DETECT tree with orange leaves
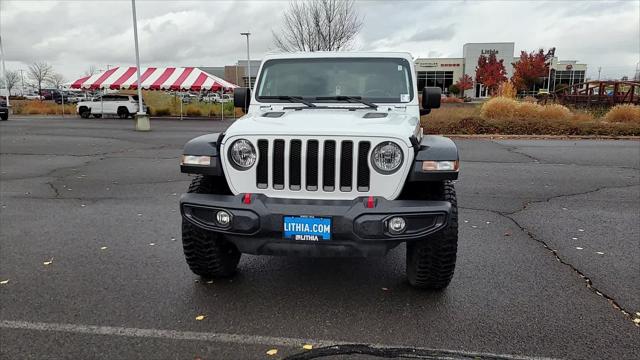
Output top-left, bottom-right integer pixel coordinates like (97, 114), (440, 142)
(475, 53), (507, 96)
(511, 49), (550, 92)
(454, 74), (474, 98)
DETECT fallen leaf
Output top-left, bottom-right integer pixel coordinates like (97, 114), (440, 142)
(170, 237), (176, 241)
(81, 204), (86, 207)
(195, 315), (206, 321)
(206, 280), (213, 284)
(575, 247), (583, 250)
(471, 225), (477, 228)
(149, 243), (155, 246)
(571, 237), (578, 240)
(595, 252), (604, 255)
(137, 213), (142, 216)
(504, 232), (511, 237)
(486, 221), (491, 224)
(562, 207), (568, 210)
(0, 279), (9, 284)
(633, 318), (640, 324)
(43, 257), (54, 265)
(266, 349), (278, 356)
(100, 246), (108, 250)
(381, 287), (389, 291)
(463, 220), (469, 223)
(303, 344), (313, 350)
(578, 229), (585, 232)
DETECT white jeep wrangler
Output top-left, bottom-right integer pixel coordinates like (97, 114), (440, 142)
(179, 52), (459, 289)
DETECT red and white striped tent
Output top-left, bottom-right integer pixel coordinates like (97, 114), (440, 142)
(70, 67), (237, 92)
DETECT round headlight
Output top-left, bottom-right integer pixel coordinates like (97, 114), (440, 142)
(229, 139), (256, 170)
(371, 141), (403, 174)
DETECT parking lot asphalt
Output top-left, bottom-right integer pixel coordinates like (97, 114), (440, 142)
(1, 116), (639, 360)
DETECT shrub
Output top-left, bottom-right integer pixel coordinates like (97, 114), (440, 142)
(539, 104), (572, 121)
(441, 97), (463, 103)
(603, 104), (640, 124)
(185, 106), (202, 117)
(521, 96), (538, 103)
(153, 108), (171, 116)
(497, 81), (517, 99)
(448, 84), (460, 96)
(480, 97), (517, 119)
(513, 101), (542, 119)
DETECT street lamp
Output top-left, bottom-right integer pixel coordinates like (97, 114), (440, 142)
(240, 32), (251, 89)
(131, 0), (150, 131)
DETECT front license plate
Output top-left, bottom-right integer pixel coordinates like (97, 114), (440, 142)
(283, 216), (331, 241)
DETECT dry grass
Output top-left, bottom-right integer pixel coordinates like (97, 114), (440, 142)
(603, 104), (640, 124)
(11, 100), (75, 116)
(422, 100), (640, 136)
(142, 91), (238, 117)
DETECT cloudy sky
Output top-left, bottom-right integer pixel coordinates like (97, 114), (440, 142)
(1, 0), (638, 84)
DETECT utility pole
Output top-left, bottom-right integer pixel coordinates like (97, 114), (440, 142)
(0, 34), (9, 109)
(19, 69), (25, 95)
(240, 32), (251, 88)
(597, 67), (602, 81)
(131, 0), (150, 131)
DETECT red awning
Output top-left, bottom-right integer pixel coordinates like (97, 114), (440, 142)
(69, 67), (238, 91)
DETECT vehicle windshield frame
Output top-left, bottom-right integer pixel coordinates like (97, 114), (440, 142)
(255, 57), (414, 105)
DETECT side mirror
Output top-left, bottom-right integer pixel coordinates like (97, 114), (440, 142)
(234, 87), (251, 113)
(420, 87), (441, 116)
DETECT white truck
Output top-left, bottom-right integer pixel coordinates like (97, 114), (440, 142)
(179, 52), (460, 289)
(76, 94), (142, 119)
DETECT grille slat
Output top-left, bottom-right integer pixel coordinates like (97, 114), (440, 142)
(340, 141), (353, 192)
(322, 141), (336, 191)
(256, 138), (369, 194)
(306, 140), (319, 191)
(357, 142), (371, 192)
(289, 140), (302, 190)
(256, 140), (269, 188)
(273, 139), (285, 190)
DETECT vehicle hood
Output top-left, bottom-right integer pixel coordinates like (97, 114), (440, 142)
(224, 108), (420, 146)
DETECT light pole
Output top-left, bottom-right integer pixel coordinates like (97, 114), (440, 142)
(240, 32), (251, 88)
(131, 0), (150, 131)
(0, 34), (9, 109)
(19, 69), (25, 95)
(597, 66), (602, 81)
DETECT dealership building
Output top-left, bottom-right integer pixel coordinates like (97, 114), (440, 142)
(416, 42), (587, 98)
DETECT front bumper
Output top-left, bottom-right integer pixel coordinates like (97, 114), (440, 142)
(180, 193), (451, 257)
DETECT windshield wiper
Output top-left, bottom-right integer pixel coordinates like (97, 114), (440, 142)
(315, 96), (378, 109)
(260, 96), (316, 107)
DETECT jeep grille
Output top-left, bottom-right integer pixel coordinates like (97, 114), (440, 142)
(256, 138), (370, 192)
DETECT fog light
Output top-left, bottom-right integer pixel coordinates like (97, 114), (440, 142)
(388, 216), (406, 234)
(216, 210), (231, 226)
(181, 155), (211, 166)
(422, 160), (459, 171)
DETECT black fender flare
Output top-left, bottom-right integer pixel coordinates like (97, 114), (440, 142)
(408, 135), (459, 181)
(180, 133), (224, 175)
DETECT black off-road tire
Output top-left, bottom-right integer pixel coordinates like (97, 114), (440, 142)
(93, 114), (102, 119)
(0, 114), (7, 121)
(117, 107), (130, 119)
(182, 175), (241, 278)
(406, 180), (458, 290)
(79, 107), (90, 119)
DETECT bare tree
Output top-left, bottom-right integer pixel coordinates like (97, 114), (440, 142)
(47, 73), (66, 89)
(28, 61), (54, 95)
(84, 65), (97, 77)
(273, 0), (363, 52)
(1, 70), (20, 96)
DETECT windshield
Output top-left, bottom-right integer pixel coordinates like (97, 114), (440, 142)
(256, 57), (413, 104)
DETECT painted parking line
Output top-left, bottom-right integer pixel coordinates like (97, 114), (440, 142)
(0, 319), (555, 360)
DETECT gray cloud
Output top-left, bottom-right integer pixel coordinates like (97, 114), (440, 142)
(408, 24), (456, 42)
(1, 0), (638, 81)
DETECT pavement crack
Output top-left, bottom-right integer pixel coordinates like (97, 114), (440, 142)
(489, 140), (542, 163)
(503, 183), (640, 215)
(460, 205), (639, 327)
(46, 182), (60, 198)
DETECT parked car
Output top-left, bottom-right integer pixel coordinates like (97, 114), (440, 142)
(24, 93), (44, 100)
(0, 96), (8, 121)
(178, 52), (459, 289)
(39, 89), (60, 100)
(76, 94), (144, 119)
(201, 93), (221, 103)
(178, 93), (198, 104)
